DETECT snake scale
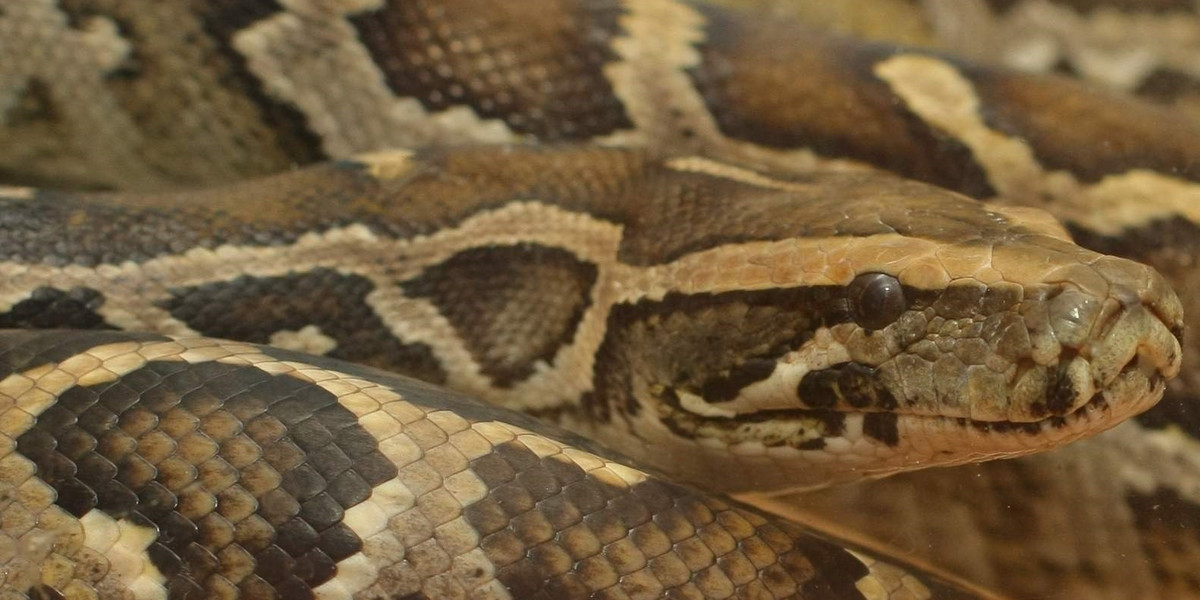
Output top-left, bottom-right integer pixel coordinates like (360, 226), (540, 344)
(1, 0), (1199, 598)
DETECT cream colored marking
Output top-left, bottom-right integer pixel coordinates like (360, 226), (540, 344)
(598, 0), (828, 173)
(232, 1), (520, 158)
(848, 549), (933, 600)
(924, 0), (1200, 90)
(874, 55), (1047, 200)
(1060, 170), (1200, 235)
(0, 185), (34, 200)
(677, 390), (738, 418)
(78, 511), (167, 600)
(269, 324), (339, 356)
(599, 0), (715, 148)
(353, 149), (416, 181)
(876, 53), (1200, 234)
(665, 156), (817, 192)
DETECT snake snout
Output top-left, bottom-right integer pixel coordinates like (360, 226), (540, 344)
(1008, 253), (1182, 426)
(1087, 258), (1184, 382)
(1041, 258), (1185, 426)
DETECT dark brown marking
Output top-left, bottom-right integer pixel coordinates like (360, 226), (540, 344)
(54, 0), (325, 187)
(862, 413), (900, 446)
(589, 287), (849, 423)
(12, 358), (398, 598)
(984, 0), (1197, 13)
(784, 361), (897, 413)
(1, 79), (58, 128)
(1137, 69), (1200, 105)
(349, 0), (633, 140)
(1047, 364), (1077, 415)
(160, 268), (446, 383)
(1127, 488), (1200, 595)
(797, 369), (840, 409)
(402, 244), (596, 387)
(963, 417), (1044, 436)
(0, 286), (117, 331)
(687, 6), (996, 198)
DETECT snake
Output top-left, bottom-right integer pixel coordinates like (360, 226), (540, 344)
(0, 0), (1198, 598)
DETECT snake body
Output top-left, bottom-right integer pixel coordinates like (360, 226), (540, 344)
(1, 0), (1199, 598)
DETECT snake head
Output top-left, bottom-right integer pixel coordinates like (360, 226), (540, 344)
(593, 193), (1183, 493)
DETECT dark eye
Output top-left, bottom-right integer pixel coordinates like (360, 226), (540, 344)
(847, 273), (907, 330)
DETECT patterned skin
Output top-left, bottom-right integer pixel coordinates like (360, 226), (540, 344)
(2, 0), (1200, 598)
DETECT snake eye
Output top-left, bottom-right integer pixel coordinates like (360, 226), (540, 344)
(847, 273), (907, 331)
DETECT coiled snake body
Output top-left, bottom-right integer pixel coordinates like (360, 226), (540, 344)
(0, 1), (1198, 598)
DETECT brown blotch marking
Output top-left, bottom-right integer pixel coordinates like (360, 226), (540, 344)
(1, 79), (59, 127)
(1137, 68), (1200, 105)
(862, 413), (900, 446)
(1126, 488), (1200, 594)
(968, 66), (1200, 185)
(349, 0), (633, 140)
(160, 268), (446, 383)
(13, 359), (398, 599)
(401, 244), (597, 388)
(464, 439), (870, 598)
(0, 286), (116, 331)
(686, 4), (995, 198)
(984, 0), (1197, 14)
(54, 0), (325, 187)
(1137, 392), (1200, 445)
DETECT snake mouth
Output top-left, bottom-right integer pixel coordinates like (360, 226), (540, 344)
(656, 348), (1168, 488)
